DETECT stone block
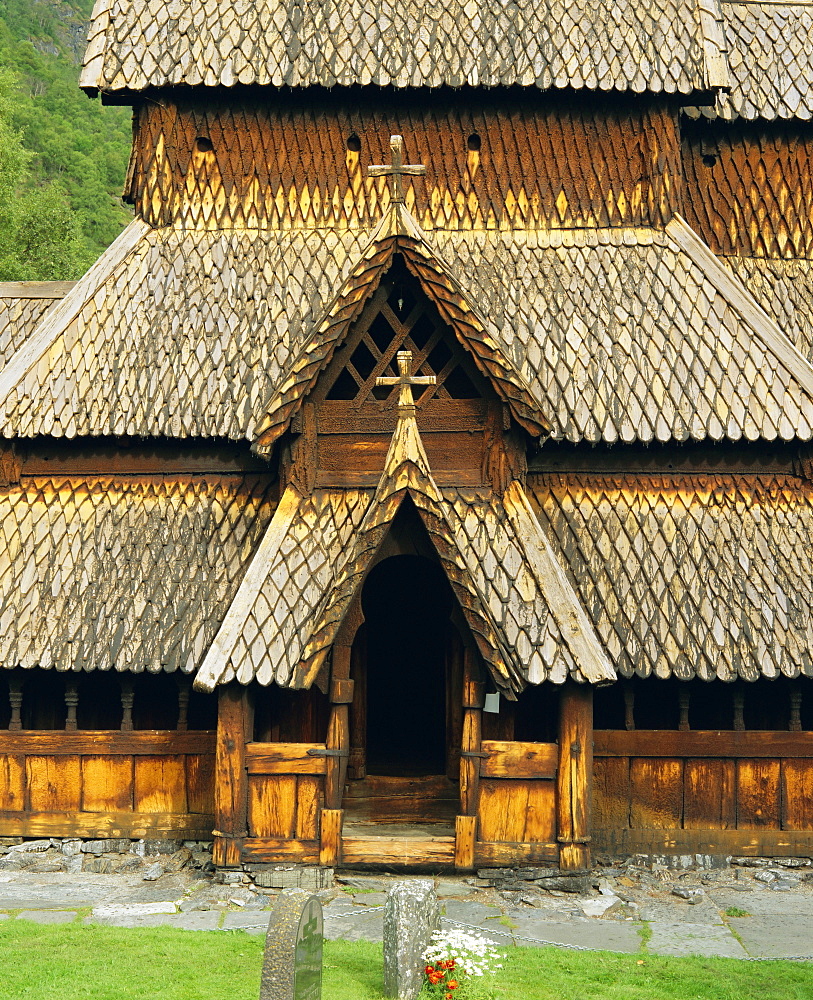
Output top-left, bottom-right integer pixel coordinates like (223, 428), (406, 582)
(142, 861), (165, 881)
(9, 840), (51, 853)
(142, 839), (182, 855)
(83, 857), (114, 874)
(383, 880), (439, 1000)
(80, 839), (131, 855)
(251, 866), (333, 892)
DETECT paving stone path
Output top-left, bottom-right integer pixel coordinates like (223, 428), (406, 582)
(2, 861), (813, 960)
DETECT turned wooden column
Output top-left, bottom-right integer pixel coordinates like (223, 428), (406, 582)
(213, 683), (252, 869)
(348, 633), (367, 779)
(325, 645), (353, 809)
(8, 678), (22, 731)
(557, 680), (593, 871)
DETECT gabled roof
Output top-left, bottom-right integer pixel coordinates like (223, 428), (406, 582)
(3, 218), (813, 446)
(80, 0), (723, 97)
(0, 283), (74, 368)
(195, 406), (614, 693)
(253, 204), (548, 456)
(0, 474), (275, 675)
(686, 2), (813, 122)
(533, 471), (813, 681)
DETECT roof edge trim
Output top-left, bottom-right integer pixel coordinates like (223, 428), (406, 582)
(697, 0), (732, 90)
(194, 484), (303, 693)
(0, 219), (150, 412)
(504, 481), (616, 685)
(79, 0), (113, 92)
(667, 214), (813, 402)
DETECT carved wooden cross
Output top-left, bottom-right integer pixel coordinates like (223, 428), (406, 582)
(368, 135), (426, 204)
(375, 350), (436, 410)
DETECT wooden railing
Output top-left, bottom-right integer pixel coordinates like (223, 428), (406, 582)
(0, 730), (215, 839)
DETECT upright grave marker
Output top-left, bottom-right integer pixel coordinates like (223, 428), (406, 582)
(260, 889), (323, 1000)
(383, 880), (440, 1000)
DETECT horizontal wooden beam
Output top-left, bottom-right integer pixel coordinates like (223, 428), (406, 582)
(594, 730), (813, 759)
(242, 838), (320, 863)
(473, 841), (559, 866)
(480, 740), (558, 779)
(0, 810), (214, 839)
(341, 836), (455, 867)
(245, 743), (328, 775)
(0, 732), (215, 755)
(593, 828), (813, 857)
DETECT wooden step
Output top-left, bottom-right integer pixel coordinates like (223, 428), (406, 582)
(341, 832), (456, 869)
(343, 775), (458, 824)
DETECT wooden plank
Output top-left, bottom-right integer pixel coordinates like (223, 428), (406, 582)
(0, 811), (214, 840)
(593, 757), (630, 830)
(594, 731), (813, 758)
(474, 841), (559, 866)
(319, 808), (342, 866)
(27, 756), (81, 812)
(737, 760), (780, 828)
(0, 280), (75, 299)
(454, 814), (476, 870)
(481, 741), (558, 779)
(241, 838), (320, 863)
(341, 836), (455, 867)
(81, 756), (133, 812)
(781, 760), (813, 830)
(0, 732), (215, 755)
(523, 781), (557, 843)
(629, 758), (683, 829)
(592, 827), (813, 857)
(0, 755), (25, 811)
(478, 780), (520, 842)
(134, 756), (187, 814)
(684, 759), (735, 830)
(248, 775), (297, 839)
(213, 684), (250, 867)
(245, 744), (327, 775)
(186, 753), (215, 815)
(296, 777), (321, 840)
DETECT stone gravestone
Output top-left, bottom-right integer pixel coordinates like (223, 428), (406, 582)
(260, 888), (323, 1000)
(383, 880), (440, 1000)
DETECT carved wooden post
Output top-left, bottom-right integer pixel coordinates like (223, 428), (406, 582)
(325, 646), (353, 809)
(348, 632), (367, 779)
(790, 682), (802, 732)
(8, 678), (22, 731)
(557, 680), (593, 871)
(64, 679), (78, 731)
(213, 682), (251, 869)
(120, 677), (134, 731)
(456, 647), (483, 870)
(733, 688), (745, 731)
(623, 683), (635, 731)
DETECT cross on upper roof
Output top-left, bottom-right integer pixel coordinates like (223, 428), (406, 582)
(368, 135), (426, 205)
(375, 350), (436, 413)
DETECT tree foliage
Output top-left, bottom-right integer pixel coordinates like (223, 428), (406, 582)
(0, 0), (131, 280)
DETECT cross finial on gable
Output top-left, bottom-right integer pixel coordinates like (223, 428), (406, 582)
(375, 350), (436, 413)
(368, 135), (426, 204)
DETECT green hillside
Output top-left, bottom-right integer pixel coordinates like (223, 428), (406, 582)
(0, 0), (131, 279)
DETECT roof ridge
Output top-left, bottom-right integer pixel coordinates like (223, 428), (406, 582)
(666, 215), (813, 401)
(697, 0), (732, 89)
(0, 219), (150, 419)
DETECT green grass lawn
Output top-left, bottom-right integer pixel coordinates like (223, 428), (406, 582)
(1, 920), (811, 1000)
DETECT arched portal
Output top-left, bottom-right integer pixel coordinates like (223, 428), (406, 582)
(360, 554), (453, 776)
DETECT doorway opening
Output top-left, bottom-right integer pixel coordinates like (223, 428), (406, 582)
(362, 553), (451, 776)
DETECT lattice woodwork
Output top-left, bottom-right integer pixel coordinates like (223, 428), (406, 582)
(317, 258), (481, 406)
(128, 96), (681, 231)
(682, 121), (813, 259)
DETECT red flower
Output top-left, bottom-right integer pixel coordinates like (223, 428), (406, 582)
(425, 966), (434, 975)
(448, 980), (459, 990)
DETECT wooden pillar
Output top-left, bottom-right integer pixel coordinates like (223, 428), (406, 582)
(8, 678), (22, 731)
(557, 681), (593, 871)
(325, 646), (353, 810)
(64, 680), (78, 731)
(320, 808), (343, 867)
(120, 677), (134, 732)
(176, 676), (190, 732)
(459, 648), (484, 817)
(348, 634), (367, 779)
(213, 683), (251, 869)
(678, 687), (690, 732)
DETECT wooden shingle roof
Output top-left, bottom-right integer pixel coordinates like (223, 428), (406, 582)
(0, 283), (73, 368)
(533, 472), (813, 682)
(3, 216), (813, 447)
(687, 2), (813, 121)
(80, 0), (725, 96)
(0, 475), (275, 675)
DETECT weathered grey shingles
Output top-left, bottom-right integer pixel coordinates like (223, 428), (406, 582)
(0, 291), (68, 368)
(0, 475), (275, 674)
(3, 226), (813, 446)
(532, 473), (813, 682)
(80, 0), (707, 95)
(687, 3), (813, 121)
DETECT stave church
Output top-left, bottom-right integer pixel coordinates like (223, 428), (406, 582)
(0, 0), (812, 871)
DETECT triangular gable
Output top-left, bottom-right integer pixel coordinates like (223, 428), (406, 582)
(252, 203), (548, 457)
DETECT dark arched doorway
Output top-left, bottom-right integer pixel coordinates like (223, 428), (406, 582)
(361, 554), (452, 776)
